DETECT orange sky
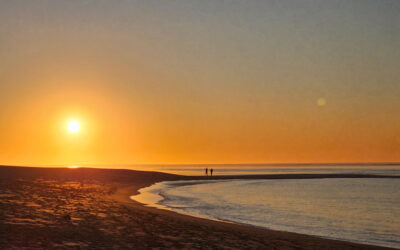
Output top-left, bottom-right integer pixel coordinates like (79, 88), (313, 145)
(0, 0), (399, 166)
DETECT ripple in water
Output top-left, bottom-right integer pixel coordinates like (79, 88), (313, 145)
(132, 178), (400, 248)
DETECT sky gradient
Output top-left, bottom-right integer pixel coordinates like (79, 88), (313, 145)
(1, 0), (399, 165)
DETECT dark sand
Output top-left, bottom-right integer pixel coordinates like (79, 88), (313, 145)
(0, 166), (397, 249)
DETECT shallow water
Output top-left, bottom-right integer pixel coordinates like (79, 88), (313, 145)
(68, 163), (400, 176)
(152, 165), (400, 176)
(132, 178), (400, 248)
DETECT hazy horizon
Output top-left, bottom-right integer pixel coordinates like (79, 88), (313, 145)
(3, 161), (400, 169)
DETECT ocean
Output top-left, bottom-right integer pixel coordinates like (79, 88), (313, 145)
(149, 164), (400, 176)
(132, 169), (400, 248)
(78, 163), (400, 176)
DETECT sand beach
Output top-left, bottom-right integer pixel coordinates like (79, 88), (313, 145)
(0, 166), (397, 249)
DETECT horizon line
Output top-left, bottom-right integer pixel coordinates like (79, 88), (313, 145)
(2, 161), (400, 169)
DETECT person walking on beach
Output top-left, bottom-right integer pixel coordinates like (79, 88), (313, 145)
(210, 168), (213, 176)
(205, 168), (208, 176)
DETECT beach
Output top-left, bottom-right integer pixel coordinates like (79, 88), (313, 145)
(0, 166), (396, 249)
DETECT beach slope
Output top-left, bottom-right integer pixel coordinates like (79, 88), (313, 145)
(0, 166), (395, 249)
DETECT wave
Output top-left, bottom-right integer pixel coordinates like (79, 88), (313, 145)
(131, 178), (400, 249)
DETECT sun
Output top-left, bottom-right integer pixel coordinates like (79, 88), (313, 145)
(67, 120), (80, 133)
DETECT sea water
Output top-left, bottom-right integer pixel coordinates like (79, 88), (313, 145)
(150, 165), (400, 176)
(69, 164), (400, 176)
(132, 178), (400, 248)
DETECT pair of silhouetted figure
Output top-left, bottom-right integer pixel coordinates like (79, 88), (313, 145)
(205, 168), (213, 176)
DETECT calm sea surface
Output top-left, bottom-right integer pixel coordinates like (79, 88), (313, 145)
(132, 176), (400, 248)
(151, 165), (400, 176)
(78, 164), (400, 176)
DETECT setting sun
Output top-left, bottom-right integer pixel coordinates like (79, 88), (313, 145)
(67, 120), (80, 133)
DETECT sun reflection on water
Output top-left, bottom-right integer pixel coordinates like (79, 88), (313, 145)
(67, 165), (80, 169)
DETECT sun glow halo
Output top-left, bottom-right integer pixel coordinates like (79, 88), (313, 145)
(67, 120), (81, 133)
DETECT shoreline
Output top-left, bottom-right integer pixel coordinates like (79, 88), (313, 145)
(128, 178), (399, 249)
(110, 174), (398, 249)
(1, 165), (397, 249)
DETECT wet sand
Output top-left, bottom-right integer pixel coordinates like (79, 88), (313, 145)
(0, 166), (396, 249)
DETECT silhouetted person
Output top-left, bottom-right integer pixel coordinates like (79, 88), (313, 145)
(210, 168), (213, 176)
(205, 168), (208, 176)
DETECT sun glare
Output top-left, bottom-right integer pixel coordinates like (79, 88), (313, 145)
(67, 120), (80, 133)
(67, 165), (80, 169)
